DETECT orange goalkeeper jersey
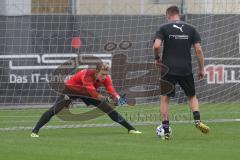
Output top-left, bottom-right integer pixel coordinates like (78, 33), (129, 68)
(66, 69), (119, 99)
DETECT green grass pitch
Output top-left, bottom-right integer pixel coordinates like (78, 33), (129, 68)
(0, 103), (240, 160)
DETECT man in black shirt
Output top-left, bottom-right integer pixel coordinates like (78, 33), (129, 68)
(153, 6), (209, 140)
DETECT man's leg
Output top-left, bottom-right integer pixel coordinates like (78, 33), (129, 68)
(188, 95), (209, 133)
(160, 95), (171, 139)
(177, 74), (209, 134)
(31, 95), (72, 136)
(81, 97), (141, 133)
(98, 102), (137, 132)
(188, 95), (200, 119)
(160, 74), (176, 139)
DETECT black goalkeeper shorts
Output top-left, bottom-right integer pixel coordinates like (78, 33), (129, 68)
(61, 87), (102, 106)
(68, 95), (101, 106)
(161, 73), (196, 97)
(80, 96), (101, 106)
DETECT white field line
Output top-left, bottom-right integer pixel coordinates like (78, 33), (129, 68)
(0, 119), (240, 132)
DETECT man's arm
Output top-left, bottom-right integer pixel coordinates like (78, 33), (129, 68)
(153, 25), (164, 62)
(84, 83), (101, 99)
(103, 76), (127, 106)
(81, 74), (104, 100)
(103, 76), (120, 99)
(153, 39), (163, 67)
(153, 39), (162, 59)
(83, 83), (109, 102)
(193, 43), (205, 80)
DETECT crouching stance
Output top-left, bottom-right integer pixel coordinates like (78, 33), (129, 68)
(31, 62), (141, 137)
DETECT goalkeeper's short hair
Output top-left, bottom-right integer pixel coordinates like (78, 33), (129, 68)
(96, 62), (110, 72)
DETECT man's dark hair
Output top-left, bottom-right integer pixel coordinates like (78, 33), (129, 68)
(166, 6), (180, 16)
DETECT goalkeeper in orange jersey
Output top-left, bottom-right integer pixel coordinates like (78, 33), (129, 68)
(31, 62), (141, 137)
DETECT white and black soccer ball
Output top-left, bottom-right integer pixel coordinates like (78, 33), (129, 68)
(156, 125), (172, 138)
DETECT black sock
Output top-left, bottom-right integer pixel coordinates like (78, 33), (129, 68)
(193, 111), (201, 122)
(162, 120), (170, 133)
(32, 95), (70, 134)
(32, 108), (55, 133)
(108, 110), (135, 131)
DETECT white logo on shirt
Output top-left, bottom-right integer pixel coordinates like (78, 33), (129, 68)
(169, 35), (188, 39)
(173, 24), (184, 32)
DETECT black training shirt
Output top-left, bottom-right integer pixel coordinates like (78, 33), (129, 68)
(155, 20), (201, 76)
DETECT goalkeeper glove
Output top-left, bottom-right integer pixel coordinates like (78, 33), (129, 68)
(105, 96), (118, 106)
(117, 94), (126, 106)
(105, 94), (127, 106)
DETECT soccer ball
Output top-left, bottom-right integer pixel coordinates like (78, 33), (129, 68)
(156, 125), (172, 138)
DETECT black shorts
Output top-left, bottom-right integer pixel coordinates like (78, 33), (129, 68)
(80, 96), (101, 106)
(61, 87), (101, 106)
(55, 95), (101, 107)
(68, 95), (101, 106)
(161, 73), (196, 97)
(52, 95), (111, 115)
